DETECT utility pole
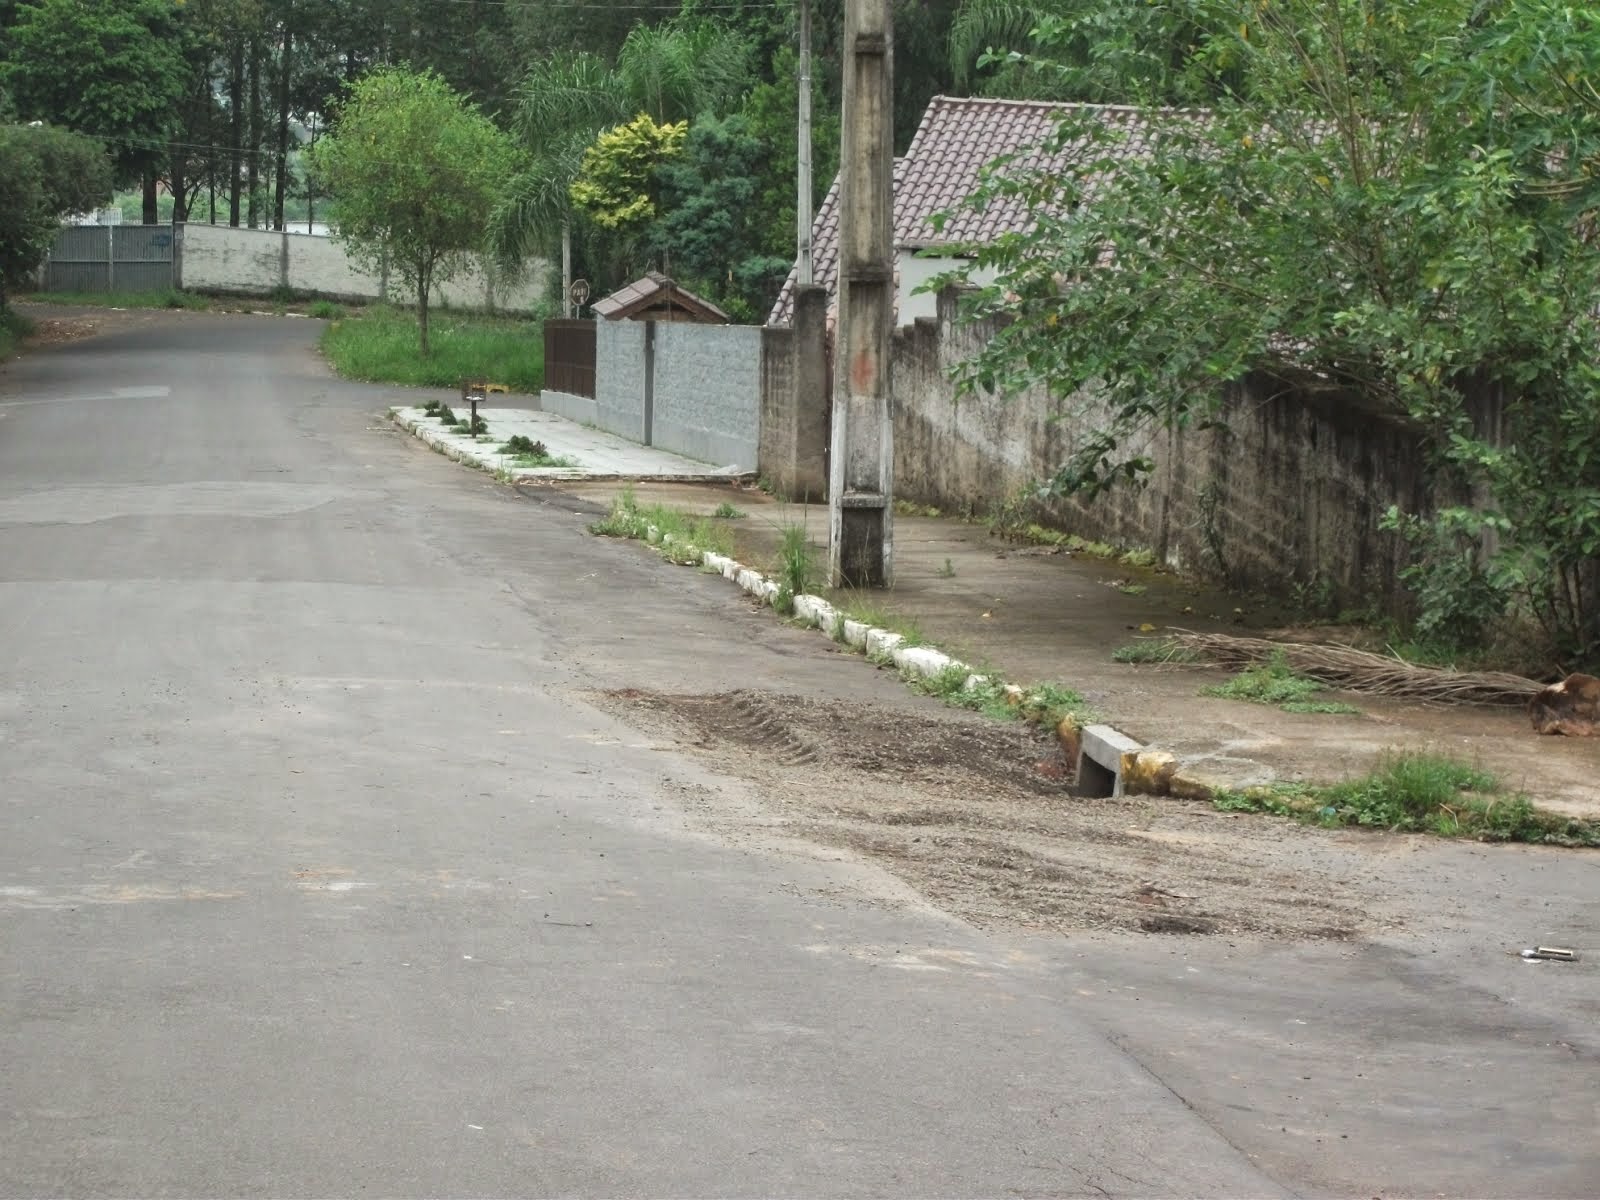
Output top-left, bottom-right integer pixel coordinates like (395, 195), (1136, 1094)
(797, 0), (814, 285)
(828, 0), (895, 587)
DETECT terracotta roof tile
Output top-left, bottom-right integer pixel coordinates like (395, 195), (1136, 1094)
(768, 96), (1190, 326)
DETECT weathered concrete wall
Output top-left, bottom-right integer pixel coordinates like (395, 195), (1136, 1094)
(540, 389), (599, 427)
(652, 323), (762, 470)
(759, 284), (830, 501)
(594, 319), (647, 443)
(177, 224), (547, 312)
(895, 289), (1431, 604)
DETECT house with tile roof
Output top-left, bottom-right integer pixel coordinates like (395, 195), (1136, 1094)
(767, 95), (1178, 329)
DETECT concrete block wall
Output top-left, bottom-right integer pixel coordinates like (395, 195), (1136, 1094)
(894, 287), (1435, 610)
(593, 320), (647, 443)
(177, 224), (547, 312)
(652, 323), (762, 470)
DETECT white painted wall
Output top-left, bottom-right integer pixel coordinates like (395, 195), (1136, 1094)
(895, 250), (997, 326)
(178, 224), (548, 313)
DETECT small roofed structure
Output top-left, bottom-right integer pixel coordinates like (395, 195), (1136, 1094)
(591, 271), (731, 324)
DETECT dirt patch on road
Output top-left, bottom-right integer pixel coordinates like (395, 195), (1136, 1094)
(597, 688), (1369, 940)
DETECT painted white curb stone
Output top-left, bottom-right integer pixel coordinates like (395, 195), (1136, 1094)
(893, 644), (958, 680)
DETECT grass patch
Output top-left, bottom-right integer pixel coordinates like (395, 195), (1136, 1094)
(23, 288), (211, 310)
(894, 499), (941, 518)
(307, 299), (345, 320)
(1112, 638), (1201, 665)
(832, 594), (927, 647)
(1213, 752), (1600, 846)
(0, 307), (35, 359)
(1113, 581), (1148, 596)
(1201, 651), (1359, 714)
(937, 557), (956, 578)
(713, 501), (747, 519)
(590, 490), (735, 563)
(320, 304), (543, 392)
(434, 404), (459, 426)
(912, 663), (1093, 727)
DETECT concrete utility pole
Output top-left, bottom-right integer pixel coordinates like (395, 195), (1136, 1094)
(797, 0), (814, 285)
(828, 0), (895, 588)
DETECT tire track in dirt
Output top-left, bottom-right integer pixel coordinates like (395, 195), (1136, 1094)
(596, 689), (1370, 940)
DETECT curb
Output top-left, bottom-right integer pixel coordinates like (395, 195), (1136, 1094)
(390, 408), (755, 485)
(667, 532), (1177, 799)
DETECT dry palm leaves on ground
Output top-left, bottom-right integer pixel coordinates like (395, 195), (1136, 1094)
(1169, 631), (1542, 707)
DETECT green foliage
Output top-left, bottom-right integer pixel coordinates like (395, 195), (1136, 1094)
(1202, 652), (1358, 715)
(1112, 639), (1199, 665)
(0, 305), (33, 359)
(320, 306), (544, 393)
(775, 523), (817, 601)
(310, 69), (518, 356)
(713, 502), (746, 519)
(950, 0), (1600, 666)
(913, 665), (1093, 727)
(0, 122), (113, 307)
(590, 491), (735, 562)
(307, 300), (344, 320)
(1214, 753), (1600, 845)
(569, 114), (687, 235)
(653, 113), (794, 320)
(1, 0), (186, 185)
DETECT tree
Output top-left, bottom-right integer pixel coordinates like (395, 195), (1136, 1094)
(310, 68), (516, 354)
(653, 113), (795, 320)
(1, 0), (187, 223)
(0, 123), (112, 308)
(490, 17), (753, 297)
(570, 115), (688, 235)
(947, 0), (1600, 663)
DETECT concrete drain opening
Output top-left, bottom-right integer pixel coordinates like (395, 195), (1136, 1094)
(1075, 724), (1143, 798)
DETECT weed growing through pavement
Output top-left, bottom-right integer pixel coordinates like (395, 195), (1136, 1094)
(434, 404), (459, 426)
(713, 501), (747, 519)
(1202, 651), (1359, 714)
(497, 434), (578, 469)
(1213, 752), (1600, 845)
(937, 557), (956, 578)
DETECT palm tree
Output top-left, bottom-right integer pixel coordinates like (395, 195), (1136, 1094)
(490, 20), (753, 307)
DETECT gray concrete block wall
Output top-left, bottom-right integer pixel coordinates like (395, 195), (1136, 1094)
(594, 320), (647, 443)
(652, 323), (762, 470)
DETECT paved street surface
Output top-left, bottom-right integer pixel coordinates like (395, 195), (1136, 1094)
(1, 310), (1596, 1198)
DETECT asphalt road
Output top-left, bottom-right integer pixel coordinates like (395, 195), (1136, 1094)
(2, 311), (1596, 1199)
(0, 312), (1283, 1197)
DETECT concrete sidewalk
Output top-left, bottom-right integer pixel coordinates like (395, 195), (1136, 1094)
(555, 479), (1600, 821)
(391, 405), (752, 482)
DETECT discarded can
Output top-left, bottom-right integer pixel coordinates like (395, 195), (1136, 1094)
(1520, 946), (1578, 962)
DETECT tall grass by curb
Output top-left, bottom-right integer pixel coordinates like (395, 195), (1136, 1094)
(321, 304), (544, 391)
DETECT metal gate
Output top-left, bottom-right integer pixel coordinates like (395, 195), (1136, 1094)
(44, 225), (175, 293)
